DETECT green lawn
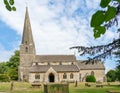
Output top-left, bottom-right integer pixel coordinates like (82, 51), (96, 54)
(0, 82), (120, 93)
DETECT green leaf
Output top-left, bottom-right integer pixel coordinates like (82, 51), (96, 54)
(93, 26), (106, 38)
(12, 6), (16, 11)
(6, 5), (12, 11)
(4, 0), (9, 5)
(105, 6), (116, 22)
(100, 0), (111, 8)
(9, 0), (14, 5)
(91, 11), (105, 27)
(94, 32), (100, 38)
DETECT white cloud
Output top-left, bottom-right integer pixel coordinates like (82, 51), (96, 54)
(85, 0), (100, 9)
(0, 0), (118, 72)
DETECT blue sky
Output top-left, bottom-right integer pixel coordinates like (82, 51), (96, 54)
(0, 21), (20, 50)
(0, 0), (119, 73)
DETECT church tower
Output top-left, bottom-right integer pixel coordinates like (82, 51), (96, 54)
(19, 7), (36, 81)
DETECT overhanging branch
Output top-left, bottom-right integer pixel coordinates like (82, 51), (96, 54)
(70, 38), (120, 61)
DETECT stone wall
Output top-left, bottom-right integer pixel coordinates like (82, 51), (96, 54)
(80, 69), (105, 82)
(29, 71), (79, 83)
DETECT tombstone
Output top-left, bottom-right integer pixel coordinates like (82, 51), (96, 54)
(10, 81), (14, 91)
(75, 80), (77, 87)
(44, 83), (69, 93)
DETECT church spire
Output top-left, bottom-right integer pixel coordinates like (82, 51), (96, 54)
(22, 7), (34, 45)
(21, 7), (36, 54)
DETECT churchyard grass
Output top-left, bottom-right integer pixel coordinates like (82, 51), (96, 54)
(69, 82), (120, 93)
(0, 82), (120, 93)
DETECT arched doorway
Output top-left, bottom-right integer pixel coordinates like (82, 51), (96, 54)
(49, 73), (54, 82)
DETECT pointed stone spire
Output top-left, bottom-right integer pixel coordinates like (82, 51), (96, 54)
(22, 7), (34, 45)
(21, 7), (36, 54)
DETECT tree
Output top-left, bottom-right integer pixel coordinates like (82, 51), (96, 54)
(7, 50), (19, 70)
(106, 70), (116, 82)
(116, 66), (120, 81)
(70, 0), (120, 62)
(0, 74), (10, 82)
(7, 68), (18, 80)
(6, 50), (20, 80)
(3, 0), (16, 11)
(0, 62), (8, 74)
(0, 50), (20, 81)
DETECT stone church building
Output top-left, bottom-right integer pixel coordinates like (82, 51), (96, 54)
(18, 8), (105, 83)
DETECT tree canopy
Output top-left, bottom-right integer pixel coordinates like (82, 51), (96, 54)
(106, 69), (116, 82)
(0, 50), (19, 81)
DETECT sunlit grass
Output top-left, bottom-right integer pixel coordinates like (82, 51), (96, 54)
(0, 82), (120, 93)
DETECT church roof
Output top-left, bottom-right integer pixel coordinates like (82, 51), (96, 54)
(35, 55), (76, 62)
(77, 61), (105, 70)
(30, 65), (80, 73)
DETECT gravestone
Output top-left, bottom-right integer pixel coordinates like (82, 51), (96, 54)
(44, 83), (69, 93)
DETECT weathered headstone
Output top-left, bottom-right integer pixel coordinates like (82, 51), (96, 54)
(44, 83), (69, 93)
(75, 80), (77, 87)
(10, 81), (14, 91)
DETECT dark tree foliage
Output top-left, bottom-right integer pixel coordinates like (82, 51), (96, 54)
(114, 38), (120, 63)
(116, 66), (120, 81)
(0, 62), (8, 74)
(114, 36), (120, 81)
(106, 70), (116, 82)
(70, 38), (120, 62)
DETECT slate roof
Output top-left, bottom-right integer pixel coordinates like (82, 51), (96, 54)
(35, 55), (76, 62)
(77, 61), (105, 70)
(30, 65), (80, 73)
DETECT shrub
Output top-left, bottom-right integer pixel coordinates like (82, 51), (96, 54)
(0, 74), (10, 82)
(86, 75), (96, 82)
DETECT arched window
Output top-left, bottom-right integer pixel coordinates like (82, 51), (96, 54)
(63, 73), (67, 79)
(35, 74), (40, 79)
(70, 73), (74, 79)
(25, 41), (28, 44)
(25, 47), (28, 53)
(91, 71), (94, 76)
